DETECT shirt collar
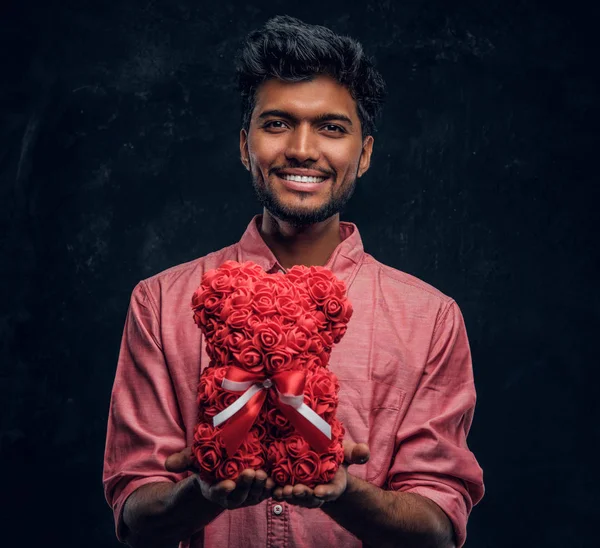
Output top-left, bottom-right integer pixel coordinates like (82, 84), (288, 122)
(237, 214), (365, 285)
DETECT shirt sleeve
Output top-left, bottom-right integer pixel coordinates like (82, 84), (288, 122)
(102, 281), (188, 543)
(386, 299), (485, 548)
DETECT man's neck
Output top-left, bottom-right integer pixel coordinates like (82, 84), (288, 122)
(258, 210), (343, 270)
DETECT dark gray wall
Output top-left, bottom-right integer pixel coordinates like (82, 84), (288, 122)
(1, 0), (598, 545)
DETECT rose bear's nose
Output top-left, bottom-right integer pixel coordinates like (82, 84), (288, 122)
(262, 378), (273, 389)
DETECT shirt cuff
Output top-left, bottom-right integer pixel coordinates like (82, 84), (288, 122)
(112, 476), (177, 543)
(400, 485), (468, 548)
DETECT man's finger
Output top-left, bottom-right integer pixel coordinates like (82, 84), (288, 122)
(210, 480), (236, 507)
(342, 440), (370, 465)
(292, 484), (312, 498)
(246, 470), (267, 503)
(313, 467), (346, 502)
(226, 470), (255, 507)
(165, 446), (195, 472)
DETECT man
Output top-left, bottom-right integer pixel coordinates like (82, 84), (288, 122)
(103, 15), (484, 548)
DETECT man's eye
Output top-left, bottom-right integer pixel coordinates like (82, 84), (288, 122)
(265, 121), (287, 129)
(324, 125), (344, 133)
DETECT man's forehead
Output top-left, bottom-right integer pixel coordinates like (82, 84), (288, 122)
(252, 75), (358, 121)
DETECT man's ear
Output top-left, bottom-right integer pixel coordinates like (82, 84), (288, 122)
(240, 128), (250, 171)
(357, 135), (374, 178)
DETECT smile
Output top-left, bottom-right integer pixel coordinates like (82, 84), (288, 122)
(276, 174), (330, 193)
(280, 174), (328, 183)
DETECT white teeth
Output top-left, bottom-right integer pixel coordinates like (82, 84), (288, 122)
(281, 174), (327, 183)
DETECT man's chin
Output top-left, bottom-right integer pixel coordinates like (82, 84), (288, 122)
(252, 192), (333, 226)
(267, 207), (336, 227)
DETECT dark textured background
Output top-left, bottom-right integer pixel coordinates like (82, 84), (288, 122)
(1, 0), (598, 545)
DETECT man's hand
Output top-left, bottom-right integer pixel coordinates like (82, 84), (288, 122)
(272, 440), (370, 509)
(165, 447), (275, 510)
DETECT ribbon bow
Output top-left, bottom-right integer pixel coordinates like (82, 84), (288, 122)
(212, 366), (332, 457)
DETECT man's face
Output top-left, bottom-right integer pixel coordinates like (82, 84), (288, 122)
(240, 74), (374, 226)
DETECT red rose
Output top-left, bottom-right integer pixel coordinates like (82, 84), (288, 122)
(221, 306), (252, 331)
(330, 417), (345, 442)
(275, 294), (304, 319)
(201, 292), (224, 316)
(303, 354), (325, 372)
(239, 261), (264, 277)
(295, 313), (319, 334)
(192, 423), (225, 482)
(211, 343), (231, 366)
(306, 334), (324, 355)
(306, 276), (334, 306)
(285, 325), (313, 354)
(267, 439), (288, 464)
(252, 320), (284, 351)
(308, 267), (344, 297)
(201, 317), (219, 340)
(251, 421), (268, 441)
(271, 314), (297, 330)
(196, 367), (220, 407)
(285, 434), (310, 459)
(331, 322), (348, 344)
(232, 339), (264, 373)
(218, 260), (242, 273)
(223, 330), (248, 354)
(200, 269), (221, 291)
(193, 422), (218, 443)
(285, 265), (311, 286)
(219, 286), (254, 320)
(243, 449), (265, 470)
(264, 348), (294, 374)
(245, 314), (262, 331)
(265, 404), (294, 436)
(322, 295), (352, 324)
(291, 450), (321, 485)
(212, 324), (230, 346)
(215, 456), (246, 481)
(271, 457), (294, 485)
(208, 271), (234, 294)
(238, 429), (266, 469)
(312, 311), (328, 330)
(251, 289), (278, 317)
(199, 382), (238, 421)
(303, 370), (339, 421)
(272, 277), (294, 296)
(315, 454), (339, 484)
(318, 329), (334, 350)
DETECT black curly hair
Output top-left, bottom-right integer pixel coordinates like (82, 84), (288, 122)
(235, 15), (387, 139)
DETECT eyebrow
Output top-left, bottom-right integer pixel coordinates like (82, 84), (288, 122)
(257, 109), (353, 127)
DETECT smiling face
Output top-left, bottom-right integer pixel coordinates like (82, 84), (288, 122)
(240, 74), (374, 226)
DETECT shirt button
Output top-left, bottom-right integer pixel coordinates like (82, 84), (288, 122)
(273, 504), (283, 515)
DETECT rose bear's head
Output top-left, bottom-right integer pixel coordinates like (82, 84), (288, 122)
(191, 261), (353, 374)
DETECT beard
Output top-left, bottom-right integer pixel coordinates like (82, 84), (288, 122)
(250, 166), (359, 227)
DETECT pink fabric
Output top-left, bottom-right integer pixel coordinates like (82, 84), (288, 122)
(103, 214), (484, 547)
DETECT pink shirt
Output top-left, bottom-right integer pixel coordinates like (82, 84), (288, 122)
(103, 214), (484, 547)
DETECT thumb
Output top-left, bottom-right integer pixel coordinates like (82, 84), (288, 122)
(342, 440), (370, 465)
(165, 446), (195, 472)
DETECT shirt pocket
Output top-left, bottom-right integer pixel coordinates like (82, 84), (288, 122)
(336, 378), (406, 486)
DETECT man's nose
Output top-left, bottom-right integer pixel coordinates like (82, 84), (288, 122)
(284, 124), (319, 163)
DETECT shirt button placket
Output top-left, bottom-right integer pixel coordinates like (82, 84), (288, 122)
(267, 500), (288, 548)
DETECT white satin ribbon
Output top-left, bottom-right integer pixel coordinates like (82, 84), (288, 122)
(212, 376), (331, 441)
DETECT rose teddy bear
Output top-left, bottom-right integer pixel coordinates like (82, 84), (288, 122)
(189, 260), (353, 488)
